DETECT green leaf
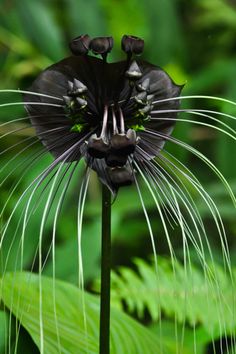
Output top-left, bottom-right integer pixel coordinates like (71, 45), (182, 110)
(149, 320), (209, 354)
(0, 310), (9, 352)
(108, 257), (236, 337)
(0, 272), (165, 354)
(15, 0), (65, 61)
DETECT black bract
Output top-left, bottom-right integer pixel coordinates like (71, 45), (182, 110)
(24, 35), (183, 193)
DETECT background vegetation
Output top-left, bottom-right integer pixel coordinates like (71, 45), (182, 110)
(0, 0), (236, 353)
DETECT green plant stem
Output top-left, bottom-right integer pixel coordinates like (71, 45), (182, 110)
(99, 185), (111, 354)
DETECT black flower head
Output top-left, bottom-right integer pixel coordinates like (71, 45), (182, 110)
(24, 35), (183, 194)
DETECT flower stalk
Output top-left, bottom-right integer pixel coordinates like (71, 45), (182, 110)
(99, 185), (112, 354)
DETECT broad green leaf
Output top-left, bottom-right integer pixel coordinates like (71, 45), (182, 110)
(0, 272), (165, 354)
(150, 321), (209, 354)
(15, 0), (65, 61)
(0, 310), (8, 352)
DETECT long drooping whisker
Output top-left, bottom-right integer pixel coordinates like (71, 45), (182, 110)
(147, 156), (205, 232)
(18, 133), (86, 230)
(0, 127), (85, 222)
(138, 160), (179, 228)
(136, 155), (206, 267)
(141, 159), (204, 352)
(143, 160), (191, 232)
(0, 148), (46, 221)
(133, 165), (158, 269)
(145, 129), (236, 207)
(140, 155), (233, 347)
(132, 167), (164, 352)
(134, 160), (178, 270)
(0, 138), (39, 180)
(40, 163), (80, 272)
(138, 133), (232, 281)
(32, 137), (83, 224)
(37, 153), (76, 353)
(77, 169), (90, 288)
(0, 125), (70, 184)
(118, 94), (236, 110)
(0, 125), (35, 142)
(0, 132), (90, 252)
(8, 161), (70, 352)
(143, 156), (211, 268)
(50, 161), (79, 353)
(150, 113), (236, 138)
(159, 153), (234, 348)
(152, 94), (236, 107)
(151, 108), (236, 123)
(13, 143), (82, 352)
(0, 113), (68, 135)
(0, 116), (31, 128)
(77, 168), (90, 352)
(0, 123), (69, 159)
(0, 102), (63, 109)
(135, 159), (186, 351)
(0, 89), (63, 101)
(159, 153), (236, 344)
(158, 150), (232, 278)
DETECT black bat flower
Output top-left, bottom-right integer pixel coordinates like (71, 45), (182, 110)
(24, 34), (183, 193)
(1, 33), (236, 354)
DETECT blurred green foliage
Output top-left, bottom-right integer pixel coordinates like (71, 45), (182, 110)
(0, 0), (236, 353)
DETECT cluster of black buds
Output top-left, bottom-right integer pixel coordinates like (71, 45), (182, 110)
(25, 34), (182, 192)
(63, 79), (88, 133)
(69, 35), (113, 60)
(69, 34), (144, 60)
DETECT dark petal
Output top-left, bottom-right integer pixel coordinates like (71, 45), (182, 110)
(23, 56), (130, 161)
(69, 34), (91, 55)
(137, 60), (183, 102)
(132, 60), (184, 159)
(24, 60), (96, 160)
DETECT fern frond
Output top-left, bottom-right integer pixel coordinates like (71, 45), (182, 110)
(109, 257), (235, 336)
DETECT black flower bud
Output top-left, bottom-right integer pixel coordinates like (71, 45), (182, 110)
(106, 154), (128, 167)
(107, 165), (134, 188)
(87, 134), (109, 158)
(121, 35), (144, 55)
(90, 36), (114, 55)
(69, 34), (91, 55)
(110, 130), (137, 155)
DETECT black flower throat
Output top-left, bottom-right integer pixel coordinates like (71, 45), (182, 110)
(24, 35), (183, 193)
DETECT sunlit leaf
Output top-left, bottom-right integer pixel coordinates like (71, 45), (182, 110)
(0, 272), (165, 354)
